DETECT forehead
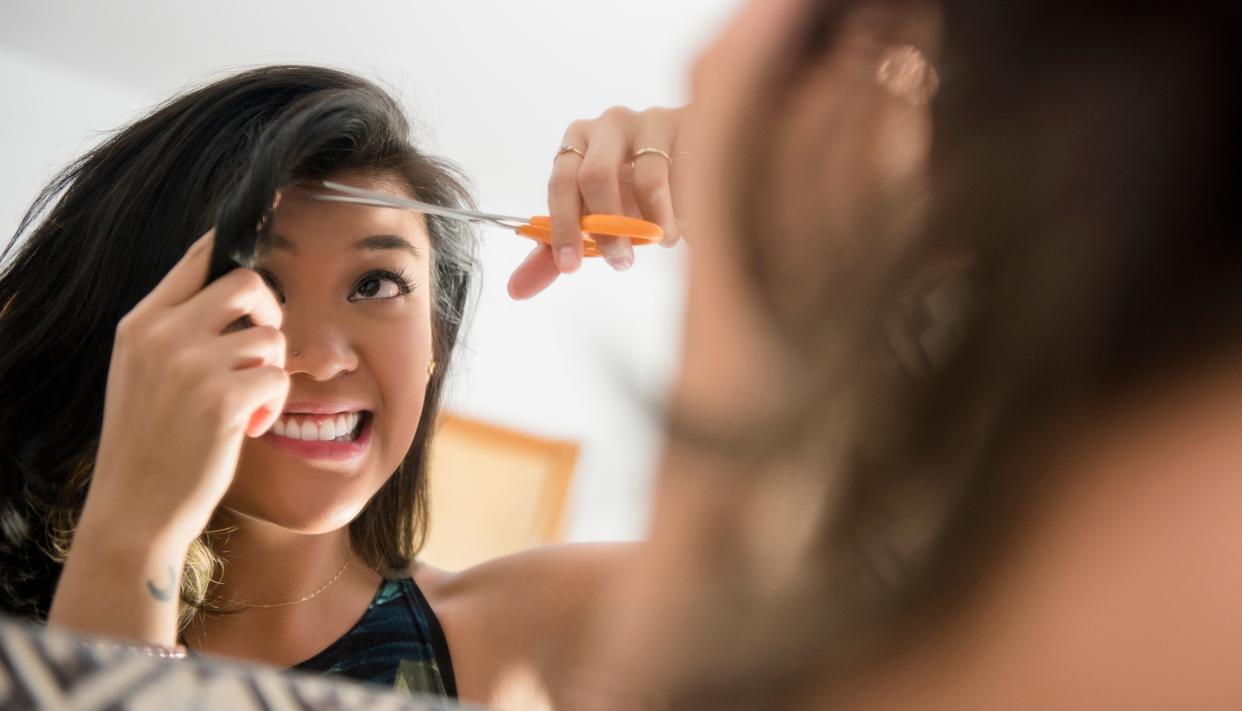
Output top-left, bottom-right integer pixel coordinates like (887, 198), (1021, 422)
(265, 176), (431, 258)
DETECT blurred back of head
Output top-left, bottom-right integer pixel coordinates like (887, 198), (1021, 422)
(650, 0), (1240, 707)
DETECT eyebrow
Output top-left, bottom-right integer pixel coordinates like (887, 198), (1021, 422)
(355, 234), (421, 258)
(267, 234), (421, 258)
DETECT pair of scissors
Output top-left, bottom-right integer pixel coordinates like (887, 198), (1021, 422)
(311, 181), (663, 257)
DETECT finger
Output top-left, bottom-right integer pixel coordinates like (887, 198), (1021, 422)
(140, 229), (215, 311)
(179, 267), (284, 335)
(205, 325), (287, 371)
(549, 123), (588, 274)
(248, 407), (276, 438)
(630, 113), (681, 246)
(629, 154), (678, 248)
(619, 178), (643, 218)
(507, 245), (560, 300)
(589, 232), (634, 271)
(670, 134), (693, 246)
(227, 365), (291, 438)
(577, 110), (636, 271)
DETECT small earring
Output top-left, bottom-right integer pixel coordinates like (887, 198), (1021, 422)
(427, 360), (437, 376)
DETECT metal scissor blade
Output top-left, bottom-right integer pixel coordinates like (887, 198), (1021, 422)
(317, 181), (530, 230)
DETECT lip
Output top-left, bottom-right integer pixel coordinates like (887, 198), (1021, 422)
(261, 411), (373, 462)
(282, 400), (371, 415)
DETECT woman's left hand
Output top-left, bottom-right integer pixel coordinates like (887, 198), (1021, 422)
(507, 105), (688, 300)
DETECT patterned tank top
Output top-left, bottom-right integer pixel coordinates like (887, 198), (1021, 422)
(292, 576), (456, 698)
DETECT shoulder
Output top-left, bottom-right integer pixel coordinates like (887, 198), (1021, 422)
(410, 542), (637, 705)
(415, 542), (634, 601)
(412, 541), (636, 632)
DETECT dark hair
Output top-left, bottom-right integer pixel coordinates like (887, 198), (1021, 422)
(0, 65), (478, 627)
(659, 0), (1239, 706)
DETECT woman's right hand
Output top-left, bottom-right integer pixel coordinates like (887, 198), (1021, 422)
(83, 229), (289, 551)
(507, 105), (689, 300)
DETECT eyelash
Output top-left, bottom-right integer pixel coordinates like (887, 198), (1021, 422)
(257, 269), (416, 304)
(350, 269), (416, 302)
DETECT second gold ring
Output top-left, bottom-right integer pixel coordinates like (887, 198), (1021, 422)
(630, 147), (673, 164)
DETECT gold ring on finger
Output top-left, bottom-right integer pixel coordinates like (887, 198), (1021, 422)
(630, 147), (673, 165)
(556, 144), (586, 161)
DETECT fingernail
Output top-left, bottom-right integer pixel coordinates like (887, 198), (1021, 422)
(557, 246), (580, 273)
(606, 254), (633, 271)
(507, 282), (531, 301)
(658, 223), (679, 247)
(247, 407), (272, 436)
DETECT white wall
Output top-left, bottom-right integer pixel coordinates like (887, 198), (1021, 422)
(0, 1), (741, 541)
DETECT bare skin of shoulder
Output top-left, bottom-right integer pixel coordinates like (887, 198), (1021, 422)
(414, 542), (637, 707)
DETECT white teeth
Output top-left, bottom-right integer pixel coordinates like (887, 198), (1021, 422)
(272, 412), (364, 441)
(317, 419), (335, 441)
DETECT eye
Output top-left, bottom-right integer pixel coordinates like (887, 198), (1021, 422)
(350, 269), (415, 301)
(255, 268), (286, 304)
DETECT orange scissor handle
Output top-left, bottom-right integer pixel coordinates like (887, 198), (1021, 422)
(516, 215), (663, 257)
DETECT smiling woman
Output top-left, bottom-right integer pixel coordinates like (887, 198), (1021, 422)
(0, 65), (477, 696)
(0, 53), (682, 706)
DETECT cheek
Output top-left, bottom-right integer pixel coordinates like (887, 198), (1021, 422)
(370, 314), (435, 450)
(363, 290), (437, 465)
(684, 0), (808, 277)
(675, 203), (794, 433)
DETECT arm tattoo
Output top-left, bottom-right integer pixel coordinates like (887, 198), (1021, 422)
(146, 565), (176, 602)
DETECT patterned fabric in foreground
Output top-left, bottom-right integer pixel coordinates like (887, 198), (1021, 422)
(0, 617), (477, 711)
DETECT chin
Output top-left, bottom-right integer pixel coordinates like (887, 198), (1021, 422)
(219, 472), (385, 535)
(216, 501), (358, 535)
(226, 436), (401, 534)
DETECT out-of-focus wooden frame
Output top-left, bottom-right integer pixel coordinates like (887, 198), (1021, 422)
(420, 414), (580, 569)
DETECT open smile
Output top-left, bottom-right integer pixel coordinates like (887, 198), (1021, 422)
(262, 409), (373, 461)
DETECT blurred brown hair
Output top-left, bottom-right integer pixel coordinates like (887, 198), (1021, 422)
(657, 0), (1240, 706)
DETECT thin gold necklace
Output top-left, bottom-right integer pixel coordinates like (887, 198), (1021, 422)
(221, 549), (351, 610)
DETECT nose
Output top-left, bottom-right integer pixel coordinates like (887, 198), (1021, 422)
(282, 309), (359, 381)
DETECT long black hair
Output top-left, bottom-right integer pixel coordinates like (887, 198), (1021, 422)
(0, 65), (478, 626)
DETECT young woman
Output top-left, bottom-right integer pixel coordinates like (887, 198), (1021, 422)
(0, 65), (683, 706)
